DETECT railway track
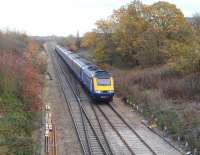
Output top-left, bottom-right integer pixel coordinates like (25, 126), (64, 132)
(48, 43), (183, 155)
(57, 58), (113, 155)
(94, 104), (156, 155)
(54, 49), (156, 154)
(55, 51), (156, 155)
(50, 45), (111, 155)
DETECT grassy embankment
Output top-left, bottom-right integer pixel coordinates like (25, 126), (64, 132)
(0, 31), (47, 154)
(109, 65), (200, 150)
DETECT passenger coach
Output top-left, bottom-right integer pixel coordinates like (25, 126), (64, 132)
(55, 45), (114, 102)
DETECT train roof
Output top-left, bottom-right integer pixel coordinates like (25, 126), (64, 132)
(56, 45), (112, 78)
(95, 70), (111, 78)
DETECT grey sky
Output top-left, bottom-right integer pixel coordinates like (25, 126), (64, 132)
(0, 0), (199, 36)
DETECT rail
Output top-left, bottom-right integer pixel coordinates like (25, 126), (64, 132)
(50, 44), (183, 155)
(51, 48), (110, 155)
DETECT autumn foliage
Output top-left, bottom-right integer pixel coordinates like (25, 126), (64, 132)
(81, 1), (200, 153)
(0, 43), (43, 111)
(0, 31), (46, 154)
(82, 1), (200, 73)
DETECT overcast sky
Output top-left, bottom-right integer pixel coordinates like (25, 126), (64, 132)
(0, 0), (199, 36)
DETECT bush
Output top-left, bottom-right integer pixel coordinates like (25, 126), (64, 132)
(111, 65), (200, 152)
(161, 73), (200, 100)
(0, 31), (45, 154)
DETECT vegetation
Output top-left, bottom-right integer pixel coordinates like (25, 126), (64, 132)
(111, 65), (200, 149)
(81, 1), (200, 153)
(82, 1), (200, 72)
(62, 33), (82, 52)
(0, 31), (46, 154)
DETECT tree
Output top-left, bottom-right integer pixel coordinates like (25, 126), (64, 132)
(136, 27), (167, 66)
(0, 32), (44, 154)
(191, 13), (200, 33)
(95, 19), (115, 64)
(85, 1), (200, 72)
(145, 2), (185, 31)
(140, 1), (200, 71)
(76, 31), (81, 49)
(111, 1), (149, 66)
(65, 35), (77, 51)
(81, 32), (97, 49)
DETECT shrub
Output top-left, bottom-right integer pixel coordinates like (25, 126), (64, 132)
(0, 32), (45, 154)
(111, 58), (200, 152)
(161, 73), (200, 100)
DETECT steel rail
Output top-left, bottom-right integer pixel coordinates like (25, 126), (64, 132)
(50, 47), (89, 155)
(55, 48), (156, 155)
(96, 104), (136, 155)
(59, 55), (114, 155)
(49, 44), (183, 155)
(90, 103), (114, 155)
(108, 103), (157, 155)
(57, 52), (115, 155)
(54, 50), (109, 155)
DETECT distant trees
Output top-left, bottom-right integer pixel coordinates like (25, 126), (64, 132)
(192, 13), (200, 33)
(82, 0), (200, 72)
(64, 32), (81, 51)
(81, 32), (97, 49)
(64, 35), (77, 51)
(76, 31), (81, 49)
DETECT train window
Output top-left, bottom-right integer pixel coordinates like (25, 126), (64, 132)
(88, 66), (98, 71)
(97, 78), (111, 86)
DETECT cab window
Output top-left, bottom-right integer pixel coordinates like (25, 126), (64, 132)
(97, 78), (111, 86)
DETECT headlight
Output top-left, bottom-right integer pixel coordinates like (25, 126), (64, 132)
(95, 90), (101, 93)
(108, 90), (114, 93)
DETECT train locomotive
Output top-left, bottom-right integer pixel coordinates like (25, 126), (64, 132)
(55, 45), (114, 102)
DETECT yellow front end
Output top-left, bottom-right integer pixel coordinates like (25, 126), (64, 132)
(93, 77), (114, 91)
(92, 77), (114, 101)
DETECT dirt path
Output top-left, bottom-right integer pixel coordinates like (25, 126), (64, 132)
(42, 45), (82, 155)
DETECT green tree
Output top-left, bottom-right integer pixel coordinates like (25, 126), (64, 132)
(112, 1), (148, 66)
(136, 27), (167, 66)
(95, 19), (115, 64)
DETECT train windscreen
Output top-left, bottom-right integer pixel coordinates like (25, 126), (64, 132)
(97, 78), (111, 86)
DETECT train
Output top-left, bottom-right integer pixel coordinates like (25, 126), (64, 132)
(55, 45), (114, 102)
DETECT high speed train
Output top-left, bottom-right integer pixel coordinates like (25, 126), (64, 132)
(55, 45), (114, 102)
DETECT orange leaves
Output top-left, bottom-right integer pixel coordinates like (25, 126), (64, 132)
(81, 32), (97, 48)
(22, 40), (44, 111)
(27, 40), (40, 57)
(0, 40), (44, 112)
(21, 64), (42, 111)
(91, 1), (199, 70)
